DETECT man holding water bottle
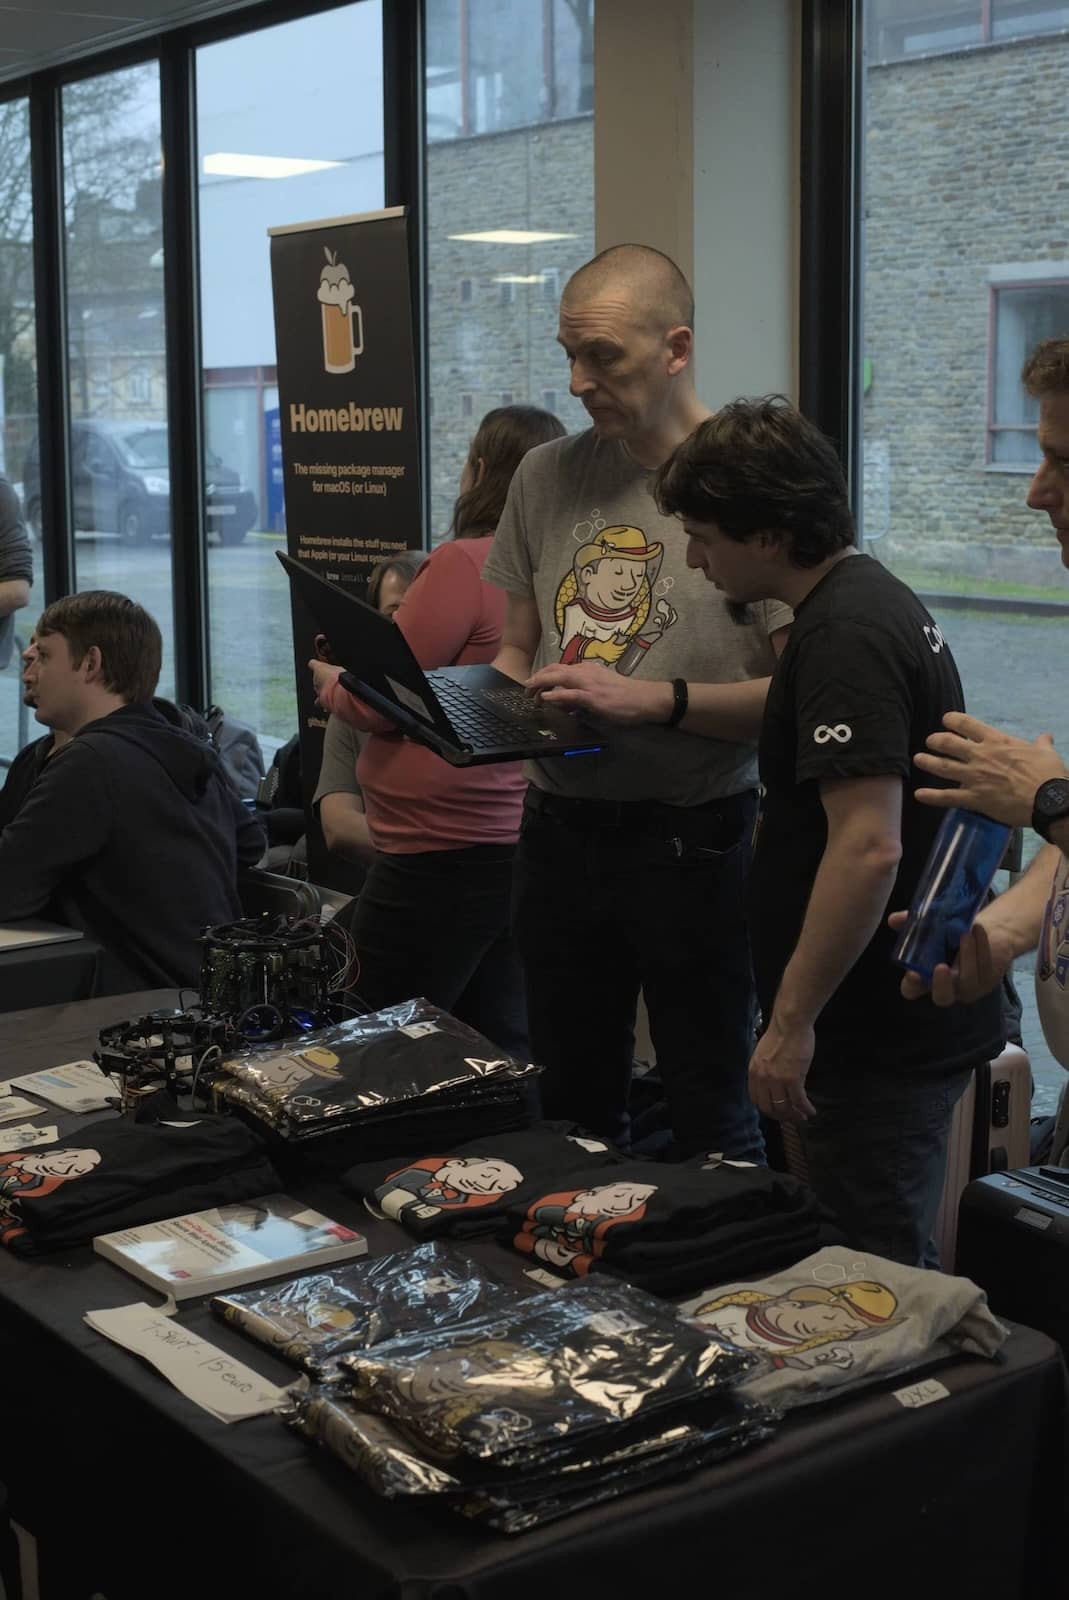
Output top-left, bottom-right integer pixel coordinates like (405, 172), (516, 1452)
(655, 397), (1004, 1265)
(895, 337), (1069, 1077)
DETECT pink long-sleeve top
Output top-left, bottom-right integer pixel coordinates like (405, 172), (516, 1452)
(318, 535), (526, 853)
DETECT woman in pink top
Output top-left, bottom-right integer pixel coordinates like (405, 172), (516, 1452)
(312, 405), (564, 1052)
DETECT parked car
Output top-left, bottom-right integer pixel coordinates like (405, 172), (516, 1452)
(22, 420), (259, 547)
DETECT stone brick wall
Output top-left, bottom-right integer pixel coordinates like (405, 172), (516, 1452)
(426, 115), (594, 540)
(864, 33), (1069, 587)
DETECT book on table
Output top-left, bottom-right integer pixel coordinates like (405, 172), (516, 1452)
(93, 1194), (368, 1300)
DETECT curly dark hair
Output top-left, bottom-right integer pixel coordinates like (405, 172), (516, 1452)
(1021, 337), (1069, 398)
(653, 396), (855, 569)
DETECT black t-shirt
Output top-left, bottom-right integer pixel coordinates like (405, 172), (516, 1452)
(748, 555), (1003, 1075)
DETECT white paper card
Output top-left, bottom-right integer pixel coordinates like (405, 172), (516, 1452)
(525, 1268), (563, 1288)
(0, 1123), (58, 1151)
(10, 1061), (115, 1113)
(892, 1377), (950, 1410)
(0, 1097), (49, 1125)
(84, 1303), (290, 1423)
(0, 1081), (10, 1097)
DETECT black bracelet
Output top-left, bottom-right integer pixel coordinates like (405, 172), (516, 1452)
(666, 677), (689, 729)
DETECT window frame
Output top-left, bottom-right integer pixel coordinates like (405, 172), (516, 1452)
(1, 0), (422, 713)
(866, 2), (1069, 65)
(986, 276), (1069, 471)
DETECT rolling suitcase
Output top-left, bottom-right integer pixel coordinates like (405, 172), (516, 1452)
(777, 1045), (1031, 1271)
(933, 1043), (1032, 1270)
(956, 1164), (1069, 1358)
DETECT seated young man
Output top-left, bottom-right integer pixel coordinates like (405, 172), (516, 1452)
(0, 591), (265, 992)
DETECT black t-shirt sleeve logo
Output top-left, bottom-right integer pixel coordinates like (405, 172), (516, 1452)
(813, 723), (853, 745)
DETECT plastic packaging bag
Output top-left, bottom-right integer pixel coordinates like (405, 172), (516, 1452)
(339, 1279), (757, 1470)
(212, 1240), (527, 1380)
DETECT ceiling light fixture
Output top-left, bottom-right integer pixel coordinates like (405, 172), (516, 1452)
(202, 152), (343, 180)
(448, 229), (576, 244)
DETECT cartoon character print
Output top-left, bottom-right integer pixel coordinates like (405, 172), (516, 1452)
(381, 1337), (551, 1449)
(514, 1180), (658, 1277)
(0, 1146), (102, 1247)
(689, 1279), (901, 1375)
(554, 525), (677, 674)
(377, 1155), (525, 1223)
(1037, 855), (1069, 992)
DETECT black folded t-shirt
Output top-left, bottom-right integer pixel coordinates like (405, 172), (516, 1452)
(0, 1114), (279, 1254)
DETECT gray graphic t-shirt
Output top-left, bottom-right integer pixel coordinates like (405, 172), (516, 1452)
(484, 429), (791, 803)
(681, 1245), (1006, 1412)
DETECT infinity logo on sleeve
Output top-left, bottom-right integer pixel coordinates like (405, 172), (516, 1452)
(813, 723), (852, 744)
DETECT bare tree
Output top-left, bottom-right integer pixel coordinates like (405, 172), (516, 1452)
(0, 67), (161, 460)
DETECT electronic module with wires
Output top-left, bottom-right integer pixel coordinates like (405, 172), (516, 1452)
(94, 912), (361, 1111)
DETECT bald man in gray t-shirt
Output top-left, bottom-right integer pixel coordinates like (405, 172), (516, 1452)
(484, 245), (789, 1159)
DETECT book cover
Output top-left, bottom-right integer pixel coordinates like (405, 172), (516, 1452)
(93, 1194), (367, 1300)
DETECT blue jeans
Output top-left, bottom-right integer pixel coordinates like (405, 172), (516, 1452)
(799, 1066), (974, 1267)
(342, 843), (528, 1056)
(511, 787), (764, 1161)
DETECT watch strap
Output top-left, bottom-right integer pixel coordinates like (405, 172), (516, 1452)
(1032, 777), (1069, 843)
(666, 678), (689, 730)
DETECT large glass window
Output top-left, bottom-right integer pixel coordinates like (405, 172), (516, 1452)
(0, 96), (35, 767)
(195, 1), (384, 748)
(867, 0), (1069, 62)
(424, 0), (595, 542)
(60, 64), (175, 697)
(860, 6), (1069, 1110)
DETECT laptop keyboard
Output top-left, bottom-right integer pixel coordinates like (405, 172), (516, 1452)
(426, 672), (544, 745)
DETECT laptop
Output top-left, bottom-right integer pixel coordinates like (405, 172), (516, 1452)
(0, 921), (84, 954)
(278, 551), (605, 768)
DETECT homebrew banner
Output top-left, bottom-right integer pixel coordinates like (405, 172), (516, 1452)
(268, 206), (421, 881)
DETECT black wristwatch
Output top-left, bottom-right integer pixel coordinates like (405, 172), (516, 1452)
(666, 678), (689, 729)
(1031, 777), (1069, 843)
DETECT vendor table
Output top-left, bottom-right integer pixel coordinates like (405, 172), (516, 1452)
(0, 991), (1064, 1600)
(0, 931), (104, 1013)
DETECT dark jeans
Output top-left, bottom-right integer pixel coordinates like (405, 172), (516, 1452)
(342, 843), (527, 1056)
(799, 1065), (974, 1267)
(512, 787), (763, 1161)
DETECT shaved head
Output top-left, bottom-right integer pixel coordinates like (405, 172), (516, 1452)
(563, 244), (694, 335)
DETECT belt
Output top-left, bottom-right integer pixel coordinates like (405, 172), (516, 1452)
(523, 785), (755, 830)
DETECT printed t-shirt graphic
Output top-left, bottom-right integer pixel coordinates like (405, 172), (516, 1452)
(554, 524), (677, 672)
(377, 1155), (526, 1221)
(514, 1179), (658, 1275)
(0, 1146), (101, 1246)
(1037, 852), (1069, 1067)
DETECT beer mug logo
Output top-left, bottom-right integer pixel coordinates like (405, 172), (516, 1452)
(318, 246), (364, 374)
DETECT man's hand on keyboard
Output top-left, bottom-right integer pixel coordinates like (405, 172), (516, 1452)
(525, 663), (674, 727)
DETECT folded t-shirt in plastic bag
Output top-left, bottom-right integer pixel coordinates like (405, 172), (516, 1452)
(344, 1122), (628, 1239)
(0, 1115), (279, 1255)
(289, 1382), (776, 1532)
(679, 1245), (1008, 1411)
(212, 1240), (527, 1380)
(212, 999), (540, 1142)
(338, 1278), (756, 1471)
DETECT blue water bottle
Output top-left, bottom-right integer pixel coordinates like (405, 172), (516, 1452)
(892, 808), (1010, 981)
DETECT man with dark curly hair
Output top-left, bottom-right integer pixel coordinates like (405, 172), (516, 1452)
(655, 397), (1004, 1266)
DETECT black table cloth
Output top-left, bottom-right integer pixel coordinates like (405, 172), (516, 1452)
(0, 932), (104, 1014)
(0, 990), (1065, 1600)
